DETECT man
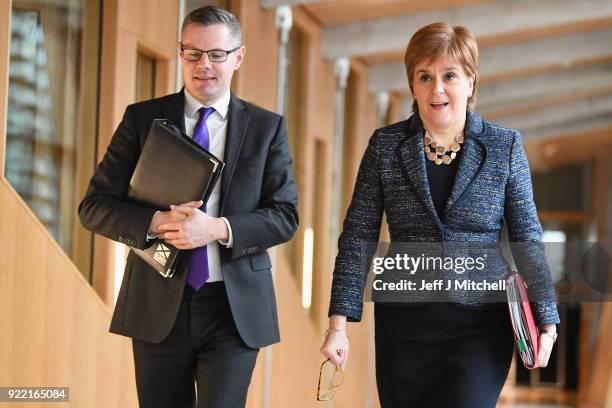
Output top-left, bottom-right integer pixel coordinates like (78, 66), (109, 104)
(78, 6), (298, 408)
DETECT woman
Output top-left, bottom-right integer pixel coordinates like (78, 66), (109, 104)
(320, 22), (560, 407)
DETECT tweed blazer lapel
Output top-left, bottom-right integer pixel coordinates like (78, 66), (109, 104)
(398, 112), (488, 228)
(444, 112), (487, 215)
(398, 118), (443, 229)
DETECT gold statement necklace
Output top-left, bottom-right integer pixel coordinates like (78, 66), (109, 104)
(424, 130), (464, 165)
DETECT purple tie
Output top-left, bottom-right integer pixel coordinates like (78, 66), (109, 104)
(187, 106), (215, 290)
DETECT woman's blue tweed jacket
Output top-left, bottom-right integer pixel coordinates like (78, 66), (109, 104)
(328, 111), (560, 326)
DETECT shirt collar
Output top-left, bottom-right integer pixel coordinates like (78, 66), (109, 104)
(184, 89), (231, 120)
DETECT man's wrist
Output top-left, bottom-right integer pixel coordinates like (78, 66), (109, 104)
(148, 210), (161, 234)
(216, 217), (229, 241)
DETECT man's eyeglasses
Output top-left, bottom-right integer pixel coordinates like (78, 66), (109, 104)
(179, 44), (241, 63)
(317, 359), (344, 401)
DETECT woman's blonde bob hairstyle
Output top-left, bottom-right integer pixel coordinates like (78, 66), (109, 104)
(404, 22), (479, 113)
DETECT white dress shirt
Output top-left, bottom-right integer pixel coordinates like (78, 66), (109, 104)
(183, 89), (233, 283)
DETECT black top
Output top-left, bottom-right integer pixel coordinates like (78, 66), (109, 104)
(425, 148), (462, 218)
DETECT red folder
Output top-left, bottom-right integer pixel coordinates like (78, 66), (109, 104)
(506, 271), (539, 370)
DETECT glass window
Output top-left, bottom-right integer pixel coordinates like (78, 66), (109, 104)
(6, 1), (101, 281)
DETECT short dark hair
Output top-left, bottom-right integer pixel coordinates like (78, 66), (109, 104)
(181, 6), (242, 46)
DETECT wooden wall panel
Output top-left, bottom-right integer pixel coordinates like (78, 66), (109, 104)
(342, 59), (377, 217)
(585, 303), (612, 408)
(94, 0), (179, 307)
(228, 4), (278, 406)
(337, 59), (381, 408)
(0, 180), (138, 407)
(120, 0), (179, 59)
(524, 128), (612, 173)
(584, 155), (612, 408)
(291, 6), (336, 330)
(232, 0), (278, 112)
(0, 1), (176, 406)
(230, 2), (380, 407)
(388, 92), (406, 124)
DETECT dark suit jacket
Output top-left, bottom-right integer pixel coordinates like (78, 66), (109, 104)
(79, 90), (299, 348)
(329, 111), (560, 326)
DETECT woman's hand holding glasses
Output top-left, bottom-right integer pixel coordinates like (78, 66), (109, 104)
(320, 315), (350, 369)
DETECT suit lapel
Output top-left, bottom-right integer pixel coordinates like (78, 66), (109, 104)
(219, 94), (250, 213)
(398, 120), (442, 229)
(162, 89), (186, 133)
(444, 112), (487, 215)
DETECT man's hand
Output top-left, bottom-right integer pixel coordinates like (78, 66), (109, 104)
(157, 203), (229, 250)
(148, 200), (203, 235)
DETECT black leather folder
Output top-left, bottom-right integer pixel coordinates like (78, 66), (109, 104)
(126, 119), (224, 278)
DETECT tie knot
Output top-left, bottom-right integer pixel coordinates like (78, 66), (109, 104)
(199, 106), (215, 122)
